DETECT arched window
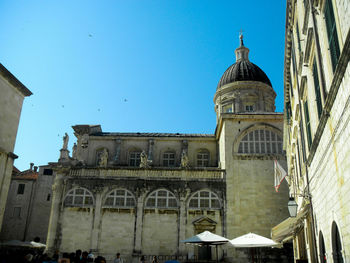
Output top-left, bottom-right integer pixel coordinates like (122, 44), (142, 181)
(319, 231), (326, 263)
(197, 150), (210, 167)
(129, 151), (141, 167)
(238, 129), (282, 154)
(104, 189), (136, 208)
(64, 188), (94, 207)
(163, 151), (175, 167)
(145, 189), (178, 209)
(189, 190), (221, 209)
(332, 222), (344, 263)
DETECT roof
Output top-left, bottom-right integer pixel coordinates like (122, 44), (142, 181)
(0, 64), (32, 96)
(12, 169), (38, 180)
(92, 132), (215, 138)
(217, 60), (272, 89)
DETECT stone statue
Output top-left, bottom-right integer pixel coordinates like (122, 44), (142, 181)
(140, 150), (149, 168)
(81, 134), (89, 148)
(62, 133), (69, 150)
(72, 143), (77, 159)
(181, 150), (189, 168)
(99, 148), (108, 168)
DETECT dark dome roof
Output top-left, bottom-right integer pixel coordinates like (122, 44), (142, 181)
(217, 60), (272, 89)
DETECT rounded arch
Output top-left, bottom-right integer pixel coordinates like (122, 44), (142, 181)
(195, 148), (210, 167)
(188, 189), (222, 210)
(233, 123), (283, 154)
(319, 230), (327, 263)
(145, 188), (179, 209)
(331, 221), (344, 263)
(103, 188), (136, 208)
(64, 187), (94, 207)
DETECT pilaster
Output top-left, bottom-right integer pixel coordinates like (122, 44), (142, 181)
(133, 192), (145, 254)
(45, 173), (64, 254)
(90, 187), (104, 252)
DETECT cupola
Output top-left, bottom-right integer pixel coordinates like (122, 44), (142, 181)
(214, 34), (276, 120)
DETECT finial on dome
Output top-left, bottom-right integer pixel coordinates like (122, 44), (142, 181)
(235, 31), (249, 62)
(239, 30), (244, 46)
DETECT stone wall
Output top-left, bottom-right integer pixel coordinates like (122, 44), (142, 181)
(0, 66), (31, 229)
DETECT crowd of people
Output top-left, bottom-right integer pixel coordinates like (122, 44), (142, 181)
(0, 249), (107, 263)
(0, 248), (163, 263)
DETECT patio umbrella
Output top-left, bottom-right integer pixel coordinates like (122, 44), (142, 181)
(181, 231), (229, 263)
(0, 240), (46, 249)
(228, 233), (279, 263)
(229, 232), (278, 248)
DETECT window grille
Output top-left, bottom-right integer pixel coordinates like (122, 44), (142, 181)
(129, 152), (141, 167)
(238, 130), (282, 154)
(163, 152), (175, 167)
(197, 151), (209, 167)
(189, 190), (221, 209)
(145, 190), (178, 209)
(64, 188), (93, 207)
(104, 189), (135, 208)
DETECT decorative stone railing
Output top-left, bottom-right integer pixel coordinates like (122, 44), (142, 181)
(69, 168), (225, 180)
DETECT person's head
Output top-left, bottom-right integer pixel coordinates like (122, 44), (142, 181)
(141, 256), (145, 261)
(117, 253), (121, 258)
(25, 253), (33, 262)
(76, 249), (82, 257)
(82, 251), (89, 259)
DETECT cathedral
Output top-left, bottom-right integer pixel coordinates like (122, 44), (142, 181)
(46, 36), (290, 263)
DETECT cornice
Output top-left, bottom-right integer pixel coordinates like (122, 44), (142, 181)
(0, 64), (32, 97)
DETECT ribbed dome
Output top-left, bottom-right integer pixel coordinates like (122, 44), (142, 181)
(217, 60), (272, 89)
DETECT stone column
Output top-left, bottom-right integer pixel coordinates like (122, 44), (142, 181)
(133, 192), (145, 259)
(147, 139), (154, 164)
(178, 198), (187, 255)
(90, 187), (104, 252)
(113, 139), (122, 164)
(234, 99), (240, 113)
(46, 173), (64, 254)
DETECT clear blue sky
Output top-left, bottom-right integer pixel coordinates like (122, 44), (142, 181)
(1, 1), (287, 171)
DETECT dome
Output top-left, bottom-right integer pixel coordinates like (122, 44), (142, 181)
(217, 60), (272, 89)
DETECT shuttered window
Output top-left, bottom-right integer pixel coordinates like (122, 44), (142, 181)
(304, 101), (312, 149)
(324, 0), (340, 72)
(313, 60), (322, 119)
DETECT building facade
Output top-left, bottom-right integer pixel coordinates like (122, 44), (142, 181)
(0, 64), (32, 230)
(273, 0), (350, 262)
(0, 164), (55, 243)
(46, 38), (290, 262)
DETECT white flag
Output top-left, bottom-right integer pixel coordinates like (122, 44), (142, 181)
(274, 159), (287, 192)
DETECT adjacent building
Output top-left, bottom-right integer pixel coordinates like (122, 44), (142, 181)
(272, 0), (350, 262)
(0, 164), (55, 243)
(0, 64), (32, 230)
(46, 37), (290, 263)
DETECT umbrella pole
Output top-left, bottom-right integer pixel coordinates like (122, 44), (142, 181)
(216, 245), (218, 263)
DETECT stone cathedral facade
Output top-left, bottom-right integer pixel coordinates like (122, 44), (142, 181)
(46, 37), (290, 263)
